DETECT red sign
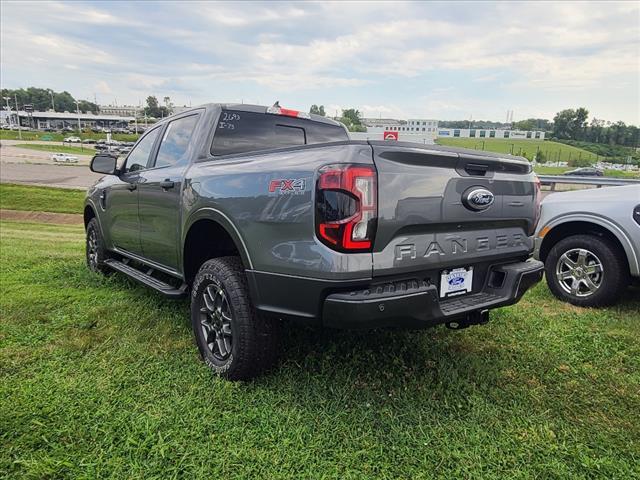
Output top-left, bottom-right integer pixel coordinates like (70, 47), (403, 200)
(384, 130), (398, 140)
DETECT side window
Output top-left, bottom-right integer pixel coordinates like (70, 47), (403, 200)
(124, 128), (161, 173)
(154, 114), (199, 168)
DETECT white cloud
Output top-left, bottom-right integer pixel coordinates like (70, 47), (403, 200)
(94, 81), (112, 94)
(1, 1), (638, 123)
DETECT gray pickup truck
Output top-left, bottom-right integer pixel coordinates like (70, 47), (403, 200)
(85, 104), (543, 380)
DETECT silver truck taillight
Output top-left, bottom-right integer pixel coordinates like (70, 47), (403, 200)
(315, 164), (377, 252)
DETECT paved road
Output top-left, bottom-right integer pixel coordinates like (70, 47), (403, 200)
(0, 162), (102, 189)
(1, 139), (101, 188)
(0, 140), (94, 166)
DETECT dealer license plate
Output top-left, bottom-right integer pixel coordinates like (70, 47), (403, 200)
(440, 267), (473, 298)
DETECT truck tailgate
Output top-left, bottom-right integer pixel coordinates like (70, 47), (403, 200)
(369, 142), (538, 277)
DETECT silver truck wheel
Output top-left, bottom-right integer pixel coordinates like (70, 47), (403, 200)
(555, 248), (603, 298)
(545, 234), (629, 307)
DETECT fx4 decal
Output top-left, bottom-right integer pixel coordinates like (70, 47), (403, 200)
(268, 178), (306, 194)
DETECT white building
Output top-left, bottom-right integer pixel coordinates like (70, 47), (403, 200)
(361, 118), (404, 128)
(2, 110), (134, 129)
(99, 104), (138, 117)
(436, 127), (545, 140)
(363, 118), (439, 143)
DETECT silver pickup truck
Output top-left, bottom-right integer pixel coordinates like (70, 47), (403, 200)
(535, 185), (640, 306)
(85, 103), (543, 380)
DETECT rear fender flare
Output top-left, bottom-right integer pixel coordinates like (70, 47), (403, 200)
(181, 207), (253, 271)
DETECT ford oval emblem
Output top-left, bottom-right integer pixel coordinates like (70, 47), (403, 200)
(463, 187), (495, 211)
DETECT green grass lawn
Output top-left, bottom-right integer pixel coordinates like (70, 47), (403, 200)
(1, 130), (139, 142)
(0, 184), (85, 214)
(1, 186), (639, 478)
(533, 165), (640, 178)
(436, 138), (597, 163)
(14, 143), (96, 155)
(435, 138), (639, 178)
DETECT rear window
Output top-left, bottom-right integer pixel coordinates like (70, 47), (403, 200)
(211, 110), (348, 156)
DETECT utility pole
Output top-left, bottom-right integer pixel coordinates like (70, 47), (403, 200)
(74, 100), (81, 132)
(49, 90), (55, 111)
(14, 94), (22, 140)
(3, 97), (12, 126)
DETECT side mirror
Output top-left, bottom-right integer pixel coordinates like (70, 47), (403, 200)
(90, 154), (118, 175)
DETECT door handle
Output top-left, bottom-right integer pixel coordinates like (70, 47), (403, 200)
(127, 183), (137, 191)
(160, 179), (175, 190)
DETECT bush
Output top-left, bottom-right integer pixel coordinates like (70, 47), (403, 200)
(568, 156), (594, 168)
(535, 150), (547, 164)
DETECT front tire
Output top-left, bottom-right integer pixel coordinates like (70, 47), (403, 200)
(191, 257), (280, 381)
(544, 234), (629, 307)
(86, 218), (111, 275)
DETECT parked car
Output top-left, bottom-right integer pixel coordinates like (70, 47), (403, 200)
(564, 167), (604, 177)
(85, 103), (543, 380)
(535, 185), (640, 306)
(51, 153), (79, 163)
(63, 136), (82, 143)
(82, 138), (97, 144)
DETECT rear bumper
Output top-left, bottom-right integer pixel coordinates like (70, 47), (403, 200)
(247, 259), (543, 329)
(322, 259), (543, 329)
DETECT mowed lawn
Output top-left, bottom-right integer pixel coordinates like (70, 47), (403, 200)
(436, 138), (595, 163)
(1, 188), (639, 479)
(14, 143), (96, 156)
(0, 184), (85, 214)
(0, 130), (139, 142)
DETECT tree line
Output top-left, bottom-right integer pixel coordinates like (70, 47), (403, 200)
(551, 108), (638, 148)
(309, 105), (366, 132)
(0, 87), (98, 114)
(438, 109), (638, 150)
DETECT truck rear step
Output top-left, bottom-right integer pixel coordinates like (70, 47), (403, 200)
(104, 259), (187, 299)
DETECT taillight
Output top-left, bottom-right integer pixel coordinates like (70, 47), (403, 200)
(531, 175), (542, 235)
(316, 164), (377, 252)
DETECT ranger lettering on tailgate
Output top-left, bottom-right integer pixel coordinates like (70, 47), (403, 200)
(395, 233), (526, 261)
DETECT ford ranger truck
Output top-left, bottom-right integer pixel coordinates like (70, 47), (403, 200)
(84, 104), (544, 380)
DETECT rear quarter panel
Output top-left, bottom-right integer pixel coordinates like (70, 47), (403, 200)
(182, 143), (375, 280)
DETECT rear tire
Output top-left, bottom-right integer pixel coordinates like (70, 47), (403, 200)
(86, 218), (111, 275)
(544, 234), (629, 307)
(191, 257), (280, 381)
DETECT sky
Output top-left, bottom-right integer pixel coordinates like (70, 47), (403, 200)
(1, 1), (639, 123)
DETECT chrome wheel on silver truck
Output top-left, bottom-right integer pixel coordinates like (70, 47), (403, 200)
(555, 248), (603, 297)
(545, 234), (629, 307)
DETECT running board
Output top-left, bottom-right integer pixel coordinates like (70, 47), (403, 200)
(104, 259), (187, 299)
